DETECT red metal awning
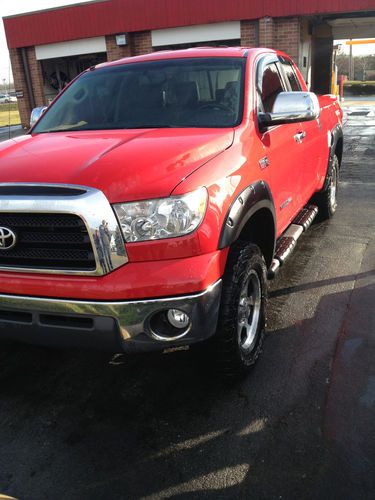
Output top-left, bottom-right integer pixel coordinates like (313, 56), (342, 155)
(3, 0), (375, 49)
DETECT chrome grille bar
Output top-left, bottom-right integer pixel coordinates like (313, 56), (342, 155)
(0, 183), (128, 276)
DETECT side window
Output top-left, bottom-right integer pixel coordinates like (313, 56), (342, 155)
(281, 61), (301, 91)
(260, 63), (284, 113)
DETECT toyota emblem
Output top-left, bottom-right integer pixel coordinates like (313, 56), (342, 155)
(0, 227), (17, 250)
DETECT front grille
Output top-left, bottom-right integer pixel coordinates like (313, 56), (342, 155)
(0, 213), (96, 271)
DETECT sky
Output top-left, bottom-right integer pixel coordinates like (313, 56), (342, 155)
(335, 39), (375, 56)
(0, 1), (374, 85)
(0, 0), (92, 84)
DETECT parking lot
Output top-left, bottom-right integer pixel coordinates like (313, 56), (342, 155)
(0, 104), (374, 499)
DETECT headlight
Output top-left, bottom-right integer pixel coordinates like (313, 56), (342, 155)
(113, 187), (207, 242)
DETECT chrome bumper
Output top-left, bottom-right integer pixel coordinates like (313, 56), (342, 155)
(0, 280), (222, 352)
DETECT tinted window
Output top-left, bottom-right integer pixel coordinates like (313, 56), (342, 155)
(33, 58), (245, 132)
(261, 63), (284, 113)
(281, 61), (301, 91)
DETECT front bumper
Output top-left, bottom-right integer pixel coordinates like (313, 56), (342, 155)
(0, 280), (222, 353)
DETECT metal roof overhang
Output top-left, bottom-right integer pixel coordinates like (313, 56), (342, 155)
(328, 17), (375, 39)
(3, 0), (375, 49)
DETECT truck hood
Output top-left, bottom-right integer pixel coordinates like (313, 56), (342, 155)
(0, 128), (234, 202)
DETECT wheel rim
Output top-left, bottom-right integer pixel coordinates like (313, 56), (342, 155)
(329, 164), (338, 211)
(237, 270), (262, 352)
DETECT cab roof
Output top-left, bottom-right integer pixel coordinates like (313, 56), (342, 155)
(98, 47), (277, 69)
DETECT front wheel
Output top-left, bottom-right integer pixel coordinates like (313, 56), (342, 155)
(213, 242), (267, 376)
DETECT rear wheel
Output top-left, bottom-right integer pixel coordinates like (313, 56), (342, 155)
(314, 154), (339, 220)
(213, 242), (267, 376)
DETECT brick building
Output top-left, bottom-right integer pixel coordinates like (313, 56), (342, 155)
(3, 0), (375, 127)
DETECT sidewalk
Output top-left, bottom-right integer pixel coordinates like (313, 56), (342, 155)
(341, 95), (375, 110)
(343, 100), (375, 106)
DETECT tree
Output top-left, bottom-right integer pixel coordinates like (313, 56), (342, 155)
(335, 54), (375, 81)
(336, 54), (349, 78)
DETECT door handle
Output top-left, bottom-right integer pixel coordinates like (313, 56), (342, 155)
(294, 131), (306, 143)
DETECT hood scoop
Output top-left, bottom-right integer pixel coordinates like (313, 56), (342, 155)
(0, 184), (87, 197)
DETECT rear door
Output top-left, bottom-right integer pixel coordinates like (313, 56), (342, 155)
(255, 55), (302, 235)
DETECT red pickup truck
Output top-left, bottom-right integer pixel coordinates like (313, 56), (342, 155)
(0, 47), (343, 374)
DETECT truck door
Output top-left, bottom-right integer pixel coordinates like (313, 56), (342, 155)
(279, 58), (325, 206)
(255, 57), (302, 235)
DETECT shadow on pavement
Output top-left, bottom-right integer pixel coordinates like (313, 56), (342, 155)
(0, 281), (374, 499)
(270, 270), (375, 298)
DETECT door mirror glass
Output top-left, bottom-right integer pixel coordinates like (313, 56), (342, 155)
(30, 106), (47, 128)
(259, 91), (320, 129)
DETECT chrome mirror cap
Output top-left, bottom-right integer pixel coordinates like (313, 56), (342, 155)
(30, 106), (47, 128)
(259, 91), (320, 129)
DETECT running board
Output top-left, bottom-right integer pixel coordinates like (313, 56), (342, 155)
(292, 204), (319, 230)
(268, 205), (318, 279)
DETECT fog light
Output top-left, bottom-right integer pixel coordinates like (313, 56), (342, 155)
(167, 309), (190, 329)
(149, 309), (191, 341)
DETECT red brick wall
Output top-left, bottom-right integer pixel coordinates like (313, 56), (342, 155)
(259, 17), (275, 48)
(27, 47), (45, 107)
(274, 17), (300, 62)
(9, 47), (44, 128)
(240, 21), (257, 47)
(107, 31), (153, 59)
(258, 17), (300, 62)
(105, 34), (132, 61)
(9, 48), (31, 128)
(132, 31), (153, 56)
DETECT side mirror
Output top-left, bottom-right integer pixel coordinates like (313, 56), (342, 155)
(30, 106), (47, 128)
(259, 92), (320, 129)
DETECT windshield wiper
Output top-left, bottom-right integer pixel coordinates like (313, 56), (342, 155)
(121, 125), (178, 129)
(36, 128), (85, 133)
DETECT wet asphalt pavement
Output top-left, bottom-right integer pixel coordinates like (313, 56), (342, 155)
(0, 105), (374, 499)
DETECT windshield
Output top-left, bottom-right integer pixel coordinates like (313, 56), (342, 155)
(33, 57), (245, 133)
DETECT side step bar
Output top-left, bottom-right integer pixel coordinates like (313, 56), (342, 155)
(268, 205), (318, 279)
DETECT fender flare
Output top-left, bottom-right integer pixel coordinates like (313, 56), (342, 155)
(323, 123), (343, 190)
(219, 181), (276, 254)
(330, 123), (343, 161)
